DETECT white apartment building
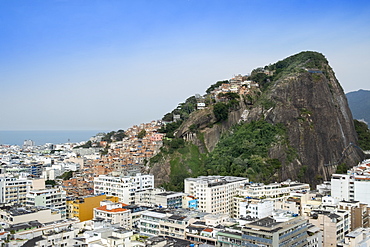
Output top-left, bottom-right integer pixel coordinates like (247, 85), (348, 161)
(184, 176), (249, 216)
(233, 198), (273, 219)
(331, 160), (370, 204)
(238, 180), (310, 200)
(139, 208), (219, 239)
(26, 186), (67, 218)
(0, 175), (45, 205)
(135, 189), (184, 208)
(331, 174), (351, 201)
(156, 191), (183, 209)
(94, 173), (154, 204)
(140, 210), (167, 236)
(9, 218), (82, 247)
(94, 201), (132, 229)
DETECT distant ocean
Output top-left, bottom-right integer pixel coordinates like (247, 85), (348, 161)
(0, 130), (107, 146)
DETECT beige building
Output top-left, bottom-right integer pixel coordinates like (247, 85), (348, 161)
(309, 209), (350, 246)
(340, 228), (370, 247)
(338, 200), (370, 231)
(184, 176), (249, 216)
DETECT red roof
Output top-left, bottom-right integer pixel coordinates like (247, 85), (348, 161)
(203, 228), (213, 233)
(96, 203), (128, 213)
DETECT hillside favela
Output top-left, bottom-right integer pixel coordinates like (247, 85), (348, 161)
(1, 50), (370, 247)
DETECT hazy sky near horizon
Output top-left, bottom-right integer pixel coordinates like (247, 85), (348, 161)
(1, 0), (370, 131)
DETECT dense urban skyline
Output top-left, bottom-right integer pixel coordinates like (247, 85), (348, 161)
(1, 0), (370, 130)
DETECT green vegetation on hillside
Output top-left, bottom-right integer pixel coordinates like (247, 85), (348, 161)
(204, 120), (286, 183)
(57, 171), (74, 180)
(213, 102), (229, 122)
(45, 180), (57, 187)
(102, 130), (127, 143)
(269, 51), (327, 79)
(206, 80), (229, 94)
(137, 129), (147, 139)
(74, 129), (127, 149)
(212, 93), (241, 122)
(158, 120), (183, 138)
(335, 163), (350, 174)
(156, 120), (289, 191)
(354, 119), (370, 150)
(249, 51), (328, 90)
(160, 142), (207, 191)
(162, 96), (198, 122)
(74, 140), (93, 149)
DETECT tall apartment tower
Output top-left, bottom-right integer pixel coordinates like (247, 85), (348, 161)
(331, 174), (351, 201)
(184, 175), (249, 216)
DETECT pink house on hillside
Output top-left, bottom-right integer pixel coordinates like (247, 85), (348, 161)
(150, 133), (164, 142)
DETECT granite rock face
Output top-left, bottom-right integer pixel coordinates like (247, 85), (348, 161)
(149, 52), (364, 187)
(252, 65), (363, 184)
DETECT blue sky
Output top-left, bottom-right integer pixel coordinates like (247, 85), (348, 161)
(1, 0), (370, 130)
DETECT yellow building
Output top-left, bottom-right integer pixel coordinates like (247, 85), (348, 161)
(67, 194), (118, 222)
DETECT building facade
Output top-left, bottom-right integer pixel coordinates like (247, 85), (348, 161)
(331, 160), (370, 205)
(240, 216), (308, 246)
(66, 194), (118, 221)
(0, 206), (62, 224)
(26, 186), (67, 218)
(309, 209), (350, 246)
(94, 173), (154, 204)
(0, 175), (44, 205)
(94, 201), (131, 229)
(184, 176), (249, 216)
(233, 198), (273, 219)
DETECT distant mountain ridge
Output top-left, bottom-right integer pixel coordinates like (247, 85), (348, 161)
(346, 89), (370, 127)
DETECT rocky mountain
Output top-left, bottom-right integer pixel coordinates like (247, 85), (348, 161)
(149, 51), (364, 190)
(346, 89), (370, 127)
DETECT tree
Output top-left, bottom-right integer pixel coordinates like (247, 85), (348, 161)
(137, 129), (147, 139)
(213, 102), (229, 122)
(74, 140), (92, 149)
(113, 130), (126, 141)
(162, 113), (173, 122)
(206, 80), (229, 94)
(45, 180), (57, 187)
(58, 171), (74, 180)
(354, 120), (370, 150)
(102, 131), (115, 143)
